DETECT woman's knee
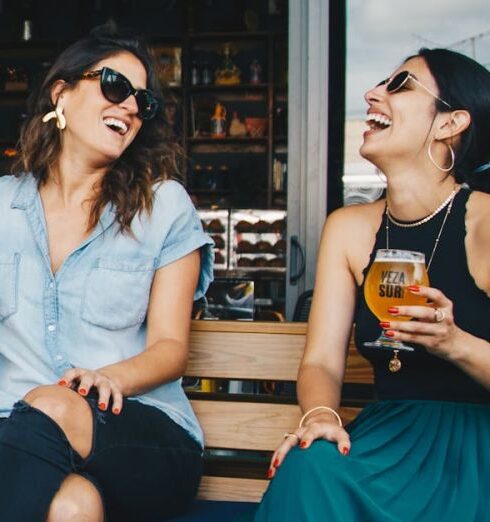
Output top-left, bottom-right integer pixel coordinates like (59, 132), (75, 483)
(46, 474), (104, 522)
(23, 384), (93, 457)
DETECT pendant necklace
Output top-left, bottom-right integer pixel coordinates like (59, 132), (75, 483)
(384, 187), (458, 372)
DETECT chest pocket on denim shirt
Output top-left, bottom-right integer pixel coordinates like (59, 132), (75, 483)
(81, 257), (155, 330)
(0, 253), (20, 321)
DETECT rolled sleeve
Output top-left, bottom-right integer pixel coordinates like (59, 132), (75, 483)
(156, 182), (214, 300)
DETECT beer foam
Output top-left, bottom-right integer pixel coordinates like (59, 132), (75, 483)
(375, 257), (425, 263)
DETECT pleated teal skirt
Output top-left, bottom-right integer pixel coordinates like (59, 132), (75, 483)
(240, 400), (490, 522)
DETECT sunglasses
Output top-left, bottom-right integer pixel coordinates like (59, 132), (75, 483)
(79, 67), (159, 120)
(377, 70), (452, 109)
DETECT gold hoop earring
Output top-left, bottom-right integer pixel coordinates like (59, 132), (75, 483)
(427, 138), (455, 172)
(42, 105), (66, 130)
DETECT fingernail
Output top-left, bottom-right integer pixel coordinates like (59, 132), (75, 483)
(388, 307), (399, 314)
(98, 403), (107, 411)
(408, 285), (420, 292)
(385, 330), (395, 338)
(267, 469), (274, 479)
(78, 388), (87, 396)
(113, 408), (121, 415)
(273, 458), (280, 468)
(58, 379), (67, 386)
(342, 447), (350, 456)
(300, 441), (307, 448)
(379, 321), (390, 329)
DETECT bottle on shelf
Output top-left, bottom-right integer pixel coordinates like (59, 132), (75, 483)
(190, 62), (200, 86)
(211, 102), (227, 138)
(249, 59), (263, 84)
(201, 62), (213, 86)
(228, 112), (247, 137)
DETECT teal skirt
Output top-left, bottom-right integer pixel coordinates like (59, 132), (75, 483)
(242, 400), (490, 522)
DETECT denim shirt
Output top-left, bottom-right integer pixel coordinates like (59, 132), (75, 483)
(0, 174), (213, 446)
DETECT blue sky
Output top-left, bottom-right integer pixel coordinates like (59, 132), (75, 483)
(346, 0), (490, 118)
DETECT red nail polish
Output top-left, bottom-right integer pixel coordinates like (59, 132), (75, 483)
(385, 330), (395, 338)
(379, 321), (390, 329)
(300, 441), (307, 448)
(388, 307), (399, 314)
(58, 379), (67, 386)
(78, 388), (87, 396)
(342, 447), (350, 456)
(99, 403), (107, 411)
(273, 458), (280, 468)
(113, 408), (121, 415)
(267, 469), (274, 479)
(408, 285), (420, 292)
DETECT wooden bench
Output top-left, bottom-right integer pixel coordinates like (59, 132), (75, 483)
(183, 319), (374, 510)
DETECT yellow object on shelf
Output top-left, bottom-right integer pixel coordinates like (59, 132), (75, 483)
(200, 379), (216, 392)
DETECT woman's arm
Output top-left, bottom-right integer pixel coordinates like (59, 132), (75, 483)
(270, 204), (380, 475)
(59, 249), (200, 412)
(297, 208), (359, 419)
(98, 249), (200, 393)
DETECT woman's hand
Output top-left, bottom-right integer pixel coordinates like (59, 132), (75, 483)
(267, 414), (351, 479)
(58, 368), (123, 415)
(382, 285), (465, 358)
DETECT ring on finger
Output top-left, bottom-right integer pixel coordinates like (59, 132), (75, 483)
(283, 432), (299, 441)
(434, 308), (445, 323)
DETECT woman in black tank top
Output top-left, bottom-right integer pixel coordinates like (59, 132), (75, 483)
(244, 48), (490, 522)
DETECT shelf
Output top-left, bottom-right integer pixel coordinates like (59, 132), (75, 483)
(189, 83), (268, 93)
(191, 189), (230, 194)
(189, 32), (271, 42)
(188, 137), (268, 144)
(0, 91), (29, 107)
(232, 267), (286, 275)
(0, 40), (62, 57)
(274, 136), (287, 144)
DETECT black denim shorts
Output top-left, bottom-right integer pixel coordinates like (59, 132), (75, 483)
(0, 395), (203, 522)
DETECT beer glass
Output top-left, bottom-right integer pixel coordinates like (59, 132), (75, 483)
(364, 249), (429, 351)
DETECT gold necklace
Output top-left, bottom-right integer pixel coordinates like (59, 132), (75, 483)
(383, 188), (458, 372)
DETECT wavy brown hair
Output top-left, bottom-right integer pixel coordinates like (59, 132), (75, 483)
(12, 24), (181, 233)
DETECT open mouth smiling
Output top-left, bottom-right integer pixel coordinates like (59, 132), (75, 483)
(103, 117), (129, 136)
(366, 113), (392, 132)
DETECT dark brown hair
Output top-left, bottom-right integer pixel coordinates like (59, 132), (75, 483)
(408, 48), (490, 192)
(12, 24), (181, 233)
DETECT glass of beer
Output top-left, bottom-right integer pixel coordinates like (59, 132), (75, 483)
(364, 249), (429, 351)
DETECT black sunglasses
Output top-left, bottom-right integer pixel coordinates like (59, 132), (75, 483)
(79, 67), (159, 120)
(377, 70), (452, 109)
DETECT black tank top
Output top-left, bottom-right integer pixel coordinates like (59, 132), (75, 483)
(355, 187), (490, 403)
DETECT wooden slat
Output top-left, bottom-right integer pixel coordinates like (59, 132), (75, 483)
(187, 322), (374, 384)
(191, 400), (301, 450)
(187, 329), (304, 381)
(191, 320), (307, 335)
(345, 344), (374, 384)
(197, 476), (267, 502)
(191, 400), (362, 451)
(339, 406), (362, 424)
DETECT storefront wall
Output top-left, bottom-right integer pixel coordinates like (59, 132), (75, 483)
(286, 0), (330, 317)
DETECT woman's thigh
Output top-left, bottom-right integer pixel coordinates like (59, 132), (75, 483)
(80, 397), (203, 522)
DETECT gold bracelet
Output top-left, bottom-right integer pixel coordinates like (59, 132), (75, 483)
(299, 406), (342, 428)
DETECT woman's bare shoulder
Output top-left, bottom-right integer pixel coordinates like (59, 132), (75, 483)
(465, 190), (490, 294)
(324, 199), (385, 237)
(321, 200), (385, 283)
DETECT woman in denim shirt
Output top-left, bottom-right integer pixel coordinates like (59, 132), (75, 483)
(0, 25), (213, 522)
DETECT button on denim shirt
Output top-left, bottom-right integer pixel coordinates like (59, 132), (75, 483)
(0, 174), (214, 446)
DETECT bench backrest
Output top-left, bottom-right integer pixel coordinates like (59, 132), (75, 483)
(186, 320), (373, 502)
